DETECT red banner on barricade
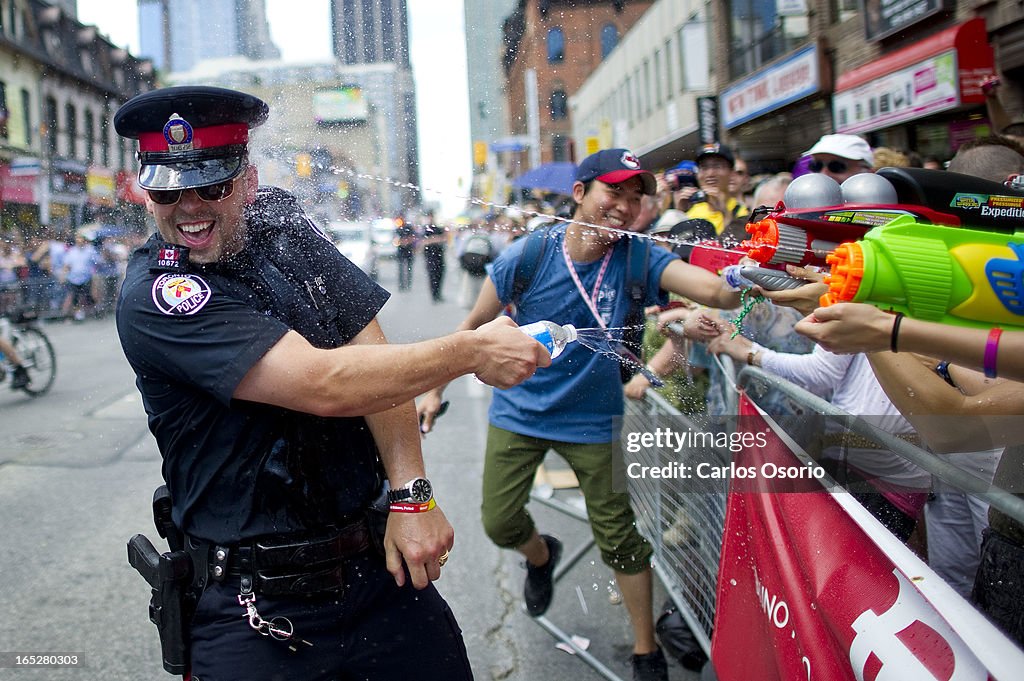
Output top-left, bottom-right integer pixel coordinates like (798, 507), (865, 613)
(711, 393), (1020, 680)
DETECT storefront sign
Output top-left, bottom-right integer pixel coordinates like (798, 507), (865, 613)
(720, 45), (821, 129)
(834, 51), (958, 134)
(86, 166), (116, 207)
(696, 96), (719, 144)
(0, 163), (38, 203)
(862, 0), (948, 42)
(52, 159), (87, 194)
(9, 157), (41, 177)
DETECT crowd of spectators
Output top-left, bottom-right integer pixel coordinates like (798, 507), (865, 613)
(614, 127), (1024, 650)
(0, 227), (136, 321)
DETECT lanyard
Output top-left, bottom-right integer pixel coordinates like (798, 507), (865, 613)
(561, 236), (613, 330)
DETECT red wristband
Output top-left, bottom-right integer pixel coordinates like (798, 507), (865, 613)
(984, 328), (1002, 378)
(389, 498), (436, 514)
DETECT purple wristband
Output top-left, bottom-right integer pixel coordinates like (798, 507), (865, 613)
(984, 328), (1002, 379)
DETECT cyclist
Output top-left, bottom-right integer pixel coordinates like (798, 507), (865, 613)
(0, 334), (29, 389)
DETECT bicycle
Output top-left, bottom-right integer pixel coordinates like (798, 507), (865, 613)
(0, 309), (57, 397)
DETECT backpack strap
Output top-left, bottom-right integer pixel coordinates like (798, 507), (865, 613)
(510, 225), (552, 305)
(625, 236), (649, 322)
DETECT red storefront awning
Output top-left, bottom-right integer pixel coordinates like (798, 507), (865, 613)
(835, 17), (993, 102)
(832, 18), (996, 134)
(0, 162), (38, 204)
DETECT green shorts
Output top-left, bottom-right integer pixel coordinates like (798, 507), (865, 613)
(481, 424), (652, 575)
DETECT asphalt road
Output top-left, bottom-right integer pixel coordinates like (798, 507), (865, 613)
(0, 252), (695, 680)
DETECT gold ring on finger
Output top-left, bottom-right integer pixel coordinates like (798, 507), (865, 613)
(438, 549), (450, 567)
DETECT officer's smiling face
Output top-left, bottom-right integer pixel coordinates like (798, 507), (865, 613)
(146, 165), (258, 264)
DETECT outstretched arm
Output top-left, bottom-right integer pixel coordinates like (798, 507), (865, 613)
(796, 302), (1024, 382)
(867, 351), (1024, 452)
(659, 259), (742, 310)
(234, 311), (549, 418)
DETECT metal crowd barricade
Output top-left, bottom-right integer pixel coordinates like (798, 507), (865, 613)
(623, 388), (724, 658)
(623, 360), (1024, 666)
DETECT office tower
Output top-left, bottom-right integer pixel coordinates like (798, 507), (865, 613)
(138, 0), (280, 74)
(464, 0), (517, 154)
(329, 0), (418, 202)
(329, 0), (409, 69)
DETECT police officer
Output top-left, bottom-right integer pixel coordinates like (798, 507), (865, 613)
(114, 85), (548, 680)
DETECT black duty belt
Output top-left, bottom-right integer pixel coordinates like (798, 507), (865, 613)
(187, 517), (370, 597)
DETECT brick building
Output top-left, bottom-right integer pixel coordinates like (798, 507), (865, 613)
(502, 0), (652, 169)
(712, 0), (1018, 170)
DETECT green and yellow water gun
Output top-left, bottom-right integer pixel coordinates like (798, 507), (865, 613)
(822, 215), (1024, 329)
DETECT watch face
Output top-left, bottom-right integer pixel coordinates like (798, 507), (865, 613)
(410, 478), (433, 503)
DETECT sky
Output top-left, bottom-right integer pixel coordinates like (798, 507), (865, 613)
(77, 0), (472, 217)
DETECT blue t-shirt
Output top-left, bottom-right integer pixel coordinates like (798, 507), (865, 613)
(489, 225), (677, 443)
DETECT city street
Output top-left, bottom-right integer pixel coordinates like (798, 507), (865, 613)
(0, 252), (693, 681)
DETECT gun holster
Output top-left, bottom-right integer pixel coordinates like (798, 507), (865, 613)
(126, 486), (194, 676)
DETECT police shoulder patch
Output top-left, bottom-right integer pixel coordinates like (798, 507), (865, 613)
(152, 273), (212, 315)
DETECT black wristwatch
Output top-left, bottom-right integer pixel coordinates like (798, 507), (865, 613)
(387, 477), (433, 504)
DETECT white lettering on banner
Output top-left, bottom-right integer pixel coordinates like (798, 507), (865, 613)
(849, 570), (986, 680)
(721, 45), (820, 129)
(753, 567), (790, 629)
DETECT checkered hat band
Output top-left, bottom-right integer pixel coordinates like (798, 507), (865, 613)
(139, 144), (248, 165)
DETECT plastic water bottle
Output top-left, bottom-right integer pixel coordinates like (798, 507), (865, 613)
(519, 321), (577, 359)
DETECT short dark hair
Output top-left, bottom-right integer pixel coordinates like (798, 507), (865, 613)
(1001, 121), (1024, 138)
(948, 135), (1024, 182)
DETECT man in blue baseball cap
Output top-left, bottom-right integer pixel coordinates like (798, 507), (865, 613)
(575, 147), (659, 195)
(419, 148), (745, 681)
(114, 85), (548, 680)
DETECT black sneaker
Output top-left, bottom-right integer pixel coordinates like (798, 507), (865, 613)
(10, 365), (30, 390)
(631, 647), (669, 681)
(524, 534), (562, 617)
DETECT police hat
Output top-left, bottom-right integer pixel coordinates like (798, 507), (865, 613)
(114, 85), (269, 191)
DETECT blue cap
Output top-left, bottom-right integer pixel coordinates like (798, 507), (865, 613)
(575, 148), (656, 195)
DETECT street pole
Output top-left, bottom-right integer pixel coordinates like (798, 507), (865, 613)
(38, 123), (50, 228)
(525, 68), (541, 169)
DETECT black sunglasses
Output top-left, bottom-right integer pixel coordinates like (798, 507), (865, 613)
(147, 178), (235, 206)
(808, 159), (851, 174)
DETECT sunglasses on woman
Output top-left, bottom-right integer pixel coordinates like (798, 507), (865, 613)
(808, 159), (851, 174)
(147, 178), (235, 206)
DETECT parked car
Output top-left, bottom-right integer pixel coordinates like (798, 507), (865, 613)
(371, 218), (399, 260)
(327, 220), (377, 278)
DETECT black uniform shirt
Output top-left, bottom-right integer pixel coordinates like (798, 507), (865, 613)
(117, 190), (390, 543)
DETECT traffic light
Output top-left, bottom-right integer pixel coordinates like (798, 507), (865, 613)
(296, 153), (312, 177)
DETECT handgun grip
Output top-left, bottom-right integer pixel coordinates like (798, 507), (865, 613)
(152, 485), (184, 552)
(127, 534), (161, 589)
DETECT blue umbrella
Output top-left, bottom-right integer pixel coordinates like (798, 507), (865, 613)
(511, 162), (578, 196)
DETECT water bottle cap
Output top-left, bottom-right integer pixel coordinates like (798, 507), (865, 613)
(562, 324), (577, 342)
